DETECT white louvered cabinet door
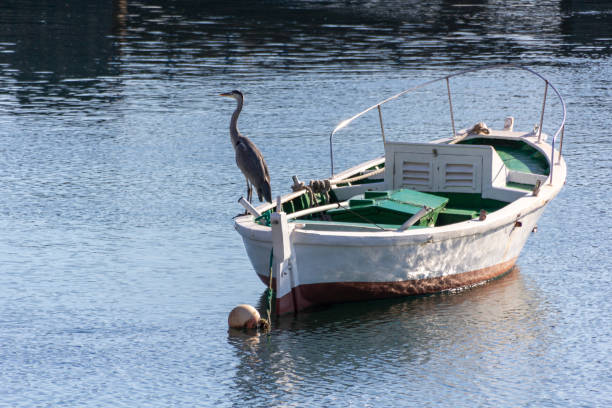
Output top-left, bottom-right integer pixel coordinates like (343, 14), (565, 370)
(393, 153), (435, 191)
(437, 155), (482, 193)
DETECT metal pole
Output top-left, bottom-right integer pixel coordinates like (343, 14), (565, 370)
(329, 131), (334, 176)
(377, 105), (386, 144)
(446, 77), (457, 138)
(549, 141), (555, 185)
(557, 125), (565, 164)
(538, 81), (548, 143)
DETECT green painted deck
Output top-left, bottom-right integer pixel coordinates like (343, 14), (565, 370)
(258, 189), (509, 228)
(327, 189), (449, 227)
(459, 138), (550, 175)
(433, 193), (508, 225)
(506, 181), (534, 191)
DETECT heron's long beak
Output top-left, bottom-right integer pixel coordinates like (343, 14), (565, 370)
(219, 92), (232, 97)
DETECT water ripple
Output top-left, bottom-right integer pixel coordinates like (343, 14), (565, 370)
(1, 1), (611, 407)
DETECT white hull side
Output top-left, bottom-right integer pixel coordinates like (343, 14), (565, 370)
(243, 206), (543, 284)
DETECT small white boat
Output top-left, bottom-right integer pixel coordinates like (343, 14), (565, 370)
(234, 64), (566, 315)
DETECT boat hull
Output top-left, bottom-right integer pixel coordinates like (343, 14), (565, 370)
(274, 258), (518, 313)
(238, 205), (547, 313)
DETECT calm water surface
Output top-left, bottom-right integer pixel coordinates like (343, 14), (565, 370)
(0, 1), (610, 406)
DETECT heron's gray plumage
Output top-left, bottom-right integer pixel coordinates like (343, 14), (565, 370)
(220, 90), (272, 203)
(235, 136), (271, 202)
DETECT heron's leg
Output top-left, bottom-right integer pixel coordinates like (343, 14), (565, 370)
(246, 178), (253, 203)
(236, 179), (253, 217)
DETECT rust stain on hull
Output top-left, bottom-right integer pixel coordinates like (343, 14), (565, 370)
(263, 258), (518, 314)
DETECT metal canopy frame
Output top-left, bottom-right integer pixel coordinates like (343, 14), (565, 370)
(328, 63), (567, 184)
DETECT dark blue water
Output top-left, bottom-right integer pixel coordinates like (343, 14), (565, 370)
(1, 1), (610, 406)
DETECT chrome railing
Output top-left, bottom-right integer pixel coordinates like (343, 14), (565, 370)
(329, 64), (566, 184)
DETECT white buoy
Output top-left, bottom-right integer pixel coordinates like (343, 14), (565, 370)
(228, 304), (260, 329)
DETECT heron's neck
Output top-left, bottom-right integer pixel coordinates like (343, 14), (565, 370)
(229, 98), (243, 146)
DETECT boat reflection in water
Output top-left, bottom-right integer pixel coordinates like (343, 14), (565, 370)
(227, 266), (550, 403)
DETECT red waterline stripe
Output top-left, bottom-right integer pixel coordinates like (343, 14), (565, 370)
(261, 258), (517, 314)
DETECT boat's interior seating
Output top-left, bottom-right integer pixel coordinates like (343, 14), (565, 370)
(383, 142), (526, 202)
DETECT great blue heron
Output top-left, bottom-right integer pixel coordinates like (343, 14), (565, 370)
(219, 90), (272, 204)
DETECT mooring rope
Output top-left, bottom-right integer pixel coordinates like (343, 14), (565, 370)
(309, 179), (331, 203)
(257, 249), (275, 335)
(291, 179), (317, 208)
(291, 167), (385, 210)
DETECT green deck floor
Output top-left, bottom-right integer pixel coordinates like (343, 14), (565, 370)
(459, 138), (549, 175)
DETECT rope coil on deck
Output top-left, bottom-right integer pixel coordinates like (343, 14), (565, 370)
(309, 179), (331, 203)
(290, 167), (385, 209)
(291, 177), (317, 208)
